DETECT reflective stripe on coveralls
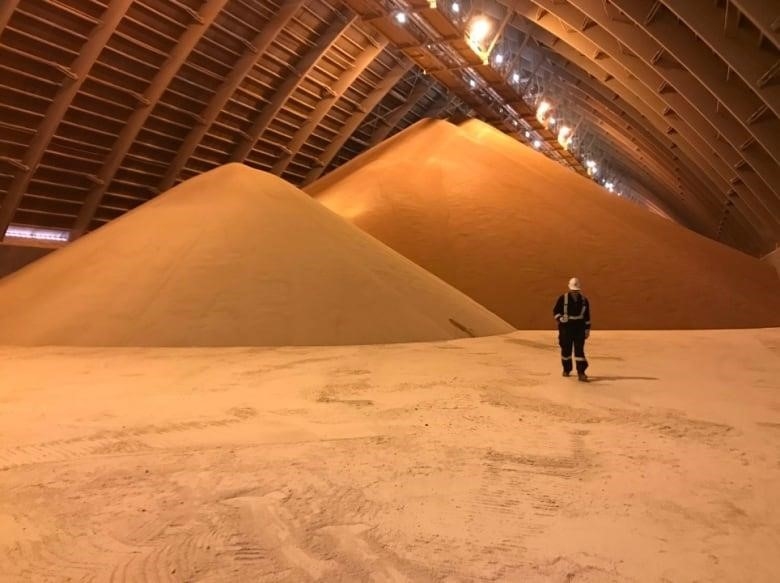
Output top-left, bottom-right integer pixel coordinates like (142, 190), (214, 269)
(560, 293), (587, 323)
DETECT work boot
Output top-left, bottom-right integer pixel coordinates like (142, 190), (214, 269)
(562, 371), (571, 377)
(577, 373), (589, 383)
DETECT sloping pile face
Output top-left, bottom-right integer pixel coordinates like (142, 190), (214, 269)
(308, 120), (780, 330)
(0, 164), (512, 346)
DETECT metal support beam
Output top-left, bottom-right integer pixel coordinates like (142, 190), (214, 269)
(368, 80), (431, 146)
(511, 1), (780, 245)
(570, 105), (703, 227)
(562, 79), (722, 222)
(545, 57), (733, 229)
(568, 94), (709, 216)
(510, 14), (778, 251)
(557, 0), (780, 242)
(485, 8), (515, 58)
(270, 38), (388, 176)
(510, 18), (731, 223)
(71, 0), (230, 239)
(0, 0), (20, 40)
(302, 61), (413, 185)
(526, 0), (780, 220)
(0, 0), (131, 240)
(660, 0), (780, 119)
(230, 15), (355, 164)
(420, 94), (455, 119)
(155, 0), (304, 194)
(606, 0), (780, 168)
(729, 0), (780, 49)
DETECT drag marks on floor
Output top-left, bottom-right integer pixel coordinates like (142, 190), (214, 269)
(0, 407), (258, 471)
(481, 385), (735, 447)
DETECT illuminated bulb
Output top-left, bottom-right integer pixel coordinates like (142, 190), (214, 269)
(494, 53), (504, 64)
(557, 125), (573, 149)
(585, 159), (597, 169)
(469, 16), (492, 44)
(512, 72), (520, 83)
(395, 11), (407, 24)
(469, 79), (476, 88)
(452, 2), (460, 13)
(524, 131), (531, 138)
(533, 139), (542, 149)
(536, 100), (552, 123)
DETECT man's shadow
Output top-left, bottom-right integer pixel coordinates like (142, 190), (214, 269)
(587, 375), (659, 382)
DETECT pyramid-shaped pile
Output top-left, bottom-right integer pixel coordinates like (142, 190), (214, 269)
(0, 164), (512, 346)
(307, 119), (780, 329)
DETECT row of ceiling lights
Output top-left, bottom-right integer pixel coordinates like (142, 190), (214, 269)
(395, 0), (622, 196)
(392, 2), (624, 198)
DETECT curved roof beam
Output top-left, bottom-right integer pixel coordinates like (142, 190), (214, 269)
(155, 0), (305, 195)
(611, 158), (762, 255)
(567, 105), (705, 227)
(516, 60), (696, 222)
(71, 0), (231, 239)
(608, 0), (780, 164)
(368, 79), (432, 147)
(652, 1), (780, 121)
(542, 76), (687, 192)
(0, 0), (131, 239)
(509, 18), (765, 241)
(617, 172), (681, 219)
(301, 60), (413, 185)
(229, 15), (357, 164)
(270, 36), (389, 176)
(513, 20), (725, 200)
(509, 3), (780, 246)
(427, 95), (459, 118)
(0, 0), (20, 39)
(592, 137), (699, 223)
(524, 0), (780, 222)
(528, 48), (722, 221)
(563, 94), (712, 224)
(729, 0), (780, 49)
(568, 89), (725, 226)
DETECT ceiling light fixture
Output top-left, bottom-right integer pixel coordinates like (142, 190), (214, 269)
(536, 100), (552, 123)
(468, 16), (492, 44)
(557, 125), (573, 150)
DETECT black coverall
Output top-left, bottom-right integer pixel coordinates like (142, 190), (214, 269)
(553, 292), (591, 374)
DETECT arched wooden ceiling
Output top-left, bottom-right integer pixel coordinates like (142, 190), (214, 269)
(0, 0), (777, 256)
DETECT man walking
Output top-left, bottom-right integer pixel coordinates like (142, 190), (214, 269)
(553, 277), (591, 382)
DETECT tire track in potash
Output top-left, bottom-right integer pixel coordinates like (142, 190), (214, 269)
(468, 430), (593, 560)
(0, 408), (257, 471)
(2, 520), (138, 583)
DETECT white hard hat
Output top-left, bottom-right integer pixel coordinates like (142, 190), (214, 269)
(568, 277), (581, 291)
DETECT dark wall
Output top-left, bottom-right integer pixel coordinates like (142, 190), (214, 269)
(0, 243), (56, 279)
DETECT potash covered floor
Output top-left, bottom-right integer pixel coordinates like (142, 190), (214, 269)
(1, 328), (778, 582)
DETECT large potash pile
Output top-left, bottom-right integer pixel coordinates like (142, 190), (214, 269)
(0, 164), (512, 346)
(307, 119), (780, 330)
